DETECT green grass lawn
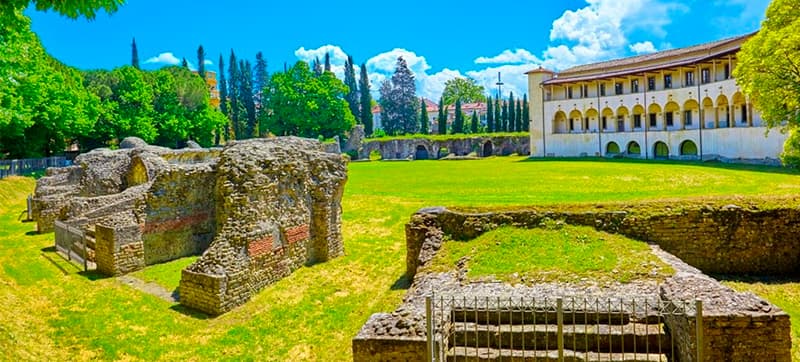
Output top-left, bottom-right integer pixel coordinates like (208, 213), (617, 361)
(1, 157), (799, 361)
(426, 225), (674, 285)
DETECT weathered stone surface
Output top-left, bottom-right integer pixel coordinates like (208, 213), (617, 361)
(343, 134), (529, 160)
(34, 136), (347, 315)
(119, 136), (148, 149)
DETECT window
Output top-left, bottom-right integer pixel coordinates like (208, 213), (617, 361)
(664, 74), (673, 89)
(582, 85), (589, 98)
(647, 76), (656, 91)
(633, 114), (642, 129)
(701, 68), (710, 84)
(615, 82), (623, 95)
(583, 117), (589, 130)
(617, 116), (625, 132)
(684, 110), (693, 126)
(569, 118), (574, 131)
(602, 116), (607, 130)
(649, 113), (657, 127)
(599, 83), (606, 96)
(685, 71), (694, 86)
(631, 79), (639, 93)
(666, 112), (674, 126)
(567, 87), (573, 99)
(741, 105), (748, 124)
(724, 64), (730, 79)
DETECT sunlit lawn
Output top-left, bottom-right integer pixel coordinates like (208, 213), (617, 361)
(1, 157), (799, 360)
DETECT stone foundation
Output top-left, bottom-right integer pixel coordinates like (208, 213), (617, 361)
(346, 134), (530, 160)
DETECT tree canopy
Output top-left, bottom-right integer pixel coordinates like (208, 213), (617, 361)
(379, 57), (418, 135)
(735, 0), (800, 165)
(441, 77), (485, 105)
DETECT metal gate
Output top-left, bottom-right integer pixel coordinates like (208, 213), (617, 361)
(426, 294), (703, 362)
(54, 220), (90, 271)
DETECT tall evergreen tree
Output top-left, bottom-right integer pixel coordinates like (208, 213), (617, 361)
(522, 94), (530, 131)
(494, 98), (501, 132)
(358, 62), (374, 135)
(419, 98), (429, 134)
(378, 57), (418, 135)
(437, 97), (447, 135)
(313, 57), (322, 76)
(197, 45), (205, 79)
(470, 110), (479, 133)
(487, 96), (494, 133)
(239, 59), (257, 138)
(181, 57), (188, 68)
(501, 100), (508, 132)
(343, 55), (359, 121)
(324, 52), (331, 72)
(508, 92), (515, 132)
(254, 51), (269, 117)
(452, 98), (463, 134)
(515, 99), (523, 132)
(131, 37), (139, 69)
(218, 54), (229, 143)
(228, 50), (240, 139)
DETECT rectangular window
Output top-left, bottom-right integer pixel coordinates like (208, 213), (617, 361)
(582, 85), (589, 98)
(724, 64), (730, 79)
(569, 118), (574, 131)
(685, 71), (694, 86)
(584, 117), (589, 130)
(599, 83), (606, 96)
(666, 112), (674, 126)
(649, 113), (657, 127)
(633, 114), (642, 129)
(684, 110), (693, 126)
(631, 79), (639, 93)
(617, 116), (625, 132)
(664, 74), (672, 89)
(567, 87), (573, 99)
(615, 82), (623, 95)
(602, 116), (607, 130)
(701, 68), (710, 84)
(741, 104), (748, 124)
(647, 76), (656, 91)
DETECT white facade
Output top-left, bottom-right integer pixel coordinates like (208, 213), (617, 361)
(527, 34), (787, 161)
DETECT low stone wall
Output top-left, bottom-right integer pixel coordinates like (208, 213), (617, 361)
(95, 224), (145, 276)
(354, 135), (530, 160)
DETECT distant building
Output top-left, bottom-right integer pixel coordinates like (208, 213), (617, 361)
(193, 70), (220, 108)
(526, 33), (787, 161)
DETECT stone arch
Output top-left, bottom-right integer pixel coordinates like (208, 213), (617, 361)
(627, 141), (641, 155)
(126, 156), (150, 188)
(653, 141), (669, 159)
(680, 140), (698, 156)
(601, 107), (614, 131)
(482, 141), (493, 157)
(553, 110), (567, 133)
(585, 108), (599, 132)
(606, 141), (620, 155)
(732, 91), (747, 125)
(414, 145), (429, 160)
(632, 105), (645, 129)
(665, 101), (680, 128)
(569, 109), (583, 132)
(702, 97), (715, 128)
(647, 103), (662, 129)
(716, 94), (730, 127)
(616, 106), (630, 132)
(683, 99), (699, 127)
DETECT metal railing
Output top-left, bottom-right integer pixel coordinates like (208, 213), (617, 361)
(425, 294), (702, 362)
(0, 156), (69, 179)
(54, 220), (89, 271)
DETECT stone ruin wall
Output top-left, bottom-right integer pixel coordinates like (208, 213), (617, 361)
(33, 136), (347, 315)
(354, 200), (795, 361)
(345, 133), (530, 160)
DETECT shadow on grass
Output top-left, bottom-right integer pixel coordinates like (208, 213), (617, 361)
(78, 270), (111, 281)
(390, 274), (412, 290)
(519, 156), (798, 175)
(712, 274), (800, 285)
(169, 304), (211, 320)
(40, 251), (70, 275)
(25, 230), (40, 236)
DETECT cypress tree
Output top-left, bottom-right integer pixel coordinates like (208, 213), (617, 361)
(358, 62), (374, 135)
(486, 96), (494, 133)
(419, 98), (429, 134)
(313, 57), (322, 76)
(197, 45), (205, 79)
(181, 57), (189, 68)
(452, 98), (463, 134)
(437, 97), (447, 135)
(254, 51), (269, 116)
(131, 37), (140, 69)
(324, 52), (331, 72)
(218, 54), (229, 142)
(494, 98), (501, 132)
(515, 99), (523, 132)
(228, 50), (240, 139)
(508, 92), (515, 132)
(522, 94), (530, 131)
(344, 55), (359, 121)
(501, 100), (508, 132)
(239, 59), (257, 138)
(470, 110), (479, 133)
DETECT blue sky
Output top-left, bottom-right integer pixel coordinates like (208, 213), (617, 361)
(26, 0), (769, 100)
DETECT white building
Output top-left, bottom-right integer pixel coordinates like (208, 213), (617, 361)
(527, 33), (787, 161)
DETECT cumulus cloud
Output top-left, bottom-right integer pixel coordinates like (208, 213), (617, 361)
(467, 64), (534, 100)
(294, 44), (356, 79)
(629, 41), (657, 54)
(145, 52), (181, 65)
(475, 49), (541, 64)
(203, 59), (213, 65)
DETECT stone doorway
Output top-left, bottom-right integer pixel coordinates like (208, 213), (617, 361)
(482, 141), (493, 157)
(414, 145), (429, 160)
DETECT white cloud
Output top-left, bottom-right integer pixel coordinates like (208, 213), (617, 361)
(629, 41), (657, 54)
(145, 52), (181, 65)
(475, 49), (541, 64)
(203, 59), (213, 65)
(467, 64), (535, 100)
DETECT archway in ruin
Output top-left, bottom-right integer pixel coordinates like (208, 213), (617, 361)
(482, 141), (493, 157)
(414, 145), (429, 160)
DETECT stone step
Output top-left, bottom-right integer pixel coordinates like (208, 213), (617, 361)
(451, 308), (664, 326)
(450, 322), (669, 354)
(447, 346), (668, 362)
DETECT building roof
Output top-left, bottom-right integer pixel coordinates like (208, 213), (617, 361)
(538, 32), (755, 85)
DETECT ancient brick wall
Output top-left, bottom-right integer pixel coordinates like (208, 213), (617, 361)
(95, 224), (145, 276)
(354, 135), (530, 160)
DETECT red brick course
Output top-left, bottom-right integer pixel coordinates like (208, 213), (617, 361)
(286, 224), (310, 244)
(248, 236), (274, 257)
(141, 212), (211, 234)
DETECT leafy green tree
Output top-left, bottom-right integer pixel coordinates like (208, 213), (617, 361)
(358, 62), (374, 135)
(451, 98), (464, 134)
(263, 61), (355, 139)
(508, 92), (515, 132)
(344, 55), (359, 121)
(131, 37), (139, 69)
(437, 97), (447, 135)
(735, 0), (800, 164)
(470, 110), (479, 133)
(486, 96), (494, 132)
(441, 77), (485, 105)
(379, 57), (418, 135)
(197, 45), (205, 79)
(1, 0), (123, 22)
(419, 98), (429, 134)
(522, 93), (530, 132)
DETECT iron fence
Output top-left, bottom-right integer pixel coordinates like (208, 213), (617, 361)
(54, 220), (90, 271)
(425, 294), (702, 362)
(0, 156), (68, 179)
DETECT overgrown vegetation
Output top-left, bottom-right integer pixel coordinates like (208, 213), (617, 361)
(426, 224), (673, 284)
